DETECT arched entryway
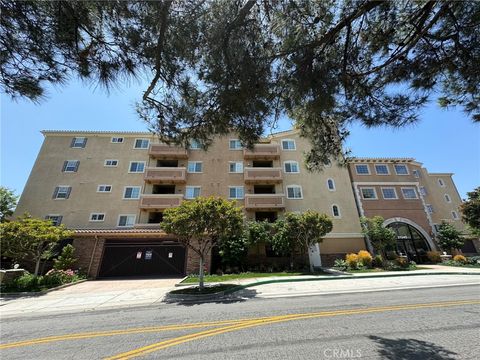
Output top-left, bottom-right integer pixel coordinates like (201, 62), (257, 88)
(383, 218), (434, 263)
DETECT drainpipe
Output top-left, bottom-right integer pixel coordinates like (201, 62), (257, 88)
(87, 235), (99, 277)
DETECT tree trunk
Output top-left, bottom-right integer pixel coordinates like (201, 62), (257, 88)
(34, 257), (41, 276)
(199, 255), (205, 291)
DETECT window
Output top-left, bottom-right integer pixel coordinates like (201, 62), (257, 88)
(375, 164), (389, 175)
(452, 211), (459, 220)
(134, 138), (149, 149)
(189, 139), (202, 149)
(360, 188), (377, 200)
(284, 161), (299, 173)
(355, 164), (370, 175)
(118, 215), (135, 227)
(229, 162), (243, 173)
(104, 159), (118, 167)
(381, 187), (398, 199)
(413, 169), (420, 178)
(229, 139), (242, 150)
(281, 139), (296, 150)
(419, 186), (427, 196)
(187, 161), (203, 173)
(129, 161), (145, 173)
(438, 178), (446, 187)
(401, 187), (418, 199)
(97, 185), (112, 193)
(433, 224), (440, 232)
(45, 215), (63, 226)
(332, 205), (341, 218)
(327, 178), (336, 191)
(123, 186), (141, 199)
(185, 186), (201, 199)
(286, 185), (303, 199)
(90, 213), (105, 222)
(53, 186), (71, 199)
(71, 137), (87, 148)
(444, 194), (451, 203)
(394, 164), (409, 175)
(426, 204), (434, 214)
(229, 186), (244, 199)
(111, 137), (124, 143)
(62, 160), (79, 172)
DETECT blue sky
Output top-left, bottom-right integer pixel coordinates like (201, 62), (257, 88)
(1, 81), (479, 199)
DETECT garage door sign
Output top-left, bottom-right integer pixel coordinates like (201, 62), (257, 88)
(136, 251), (142, 259)
(145, 250), (153, 260)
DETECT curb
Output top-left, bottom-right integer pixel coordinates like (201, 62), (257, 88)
(0, 279), (88, 298)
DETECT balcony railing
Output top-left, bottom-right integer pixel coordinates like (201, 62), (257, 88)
(144, 167), (186, 183)
(139, 194), (184, 209)
(244, 194), (285, 210)
(243, 144), (280, 159)
(149, 144), (188, 159)
(244, 167), (283, 183)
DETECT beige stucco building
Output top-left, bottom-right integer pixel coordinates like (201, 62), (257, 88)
(14, 130), (475, 278)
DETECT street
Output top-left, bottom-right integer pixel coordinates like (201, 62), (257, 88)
(1, 284), (479, 359)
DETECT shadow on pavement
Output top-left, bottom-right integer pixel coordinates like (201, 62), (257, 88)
(164, 288), (258, 307)
(369, 335), (458, 360)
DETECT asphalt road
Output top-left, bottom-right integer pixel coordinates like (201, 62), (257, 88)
(1, 284), (479, 359)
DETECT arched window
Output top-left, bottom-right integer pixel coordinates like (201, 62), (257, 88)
(327, 178), (336, 191)
(332, 205), (341, 218)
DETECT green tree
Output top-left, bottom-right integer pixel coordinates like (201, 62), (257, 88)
(161, 197), (244, 290)
(360, 216), (397, 257)
(2, 1), (478, 168)
(271, 211), (333, 272)
(460, 187), (480, 236)
(437, 222), (464, 253)
(53, 244), (77, 270)
(0, 214), (74, 275)
(0, 187), (18, 222)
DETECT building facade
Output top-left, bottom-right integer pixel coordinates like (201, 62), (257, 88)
(14, 130), (473, 278)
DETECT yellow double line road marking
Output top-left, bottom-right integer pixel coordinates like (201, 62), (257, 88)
(1, 299), (478, 356)
(106, 299), (480, 360)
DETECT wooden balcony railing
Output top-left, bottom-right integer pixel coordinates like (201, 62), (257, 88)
(144, 167), (186, 183)
(243, 144), (280, 159)
(244, 167), (283, 183)
(139, 194), (184, 209)
(149, 144), (188, 159)
(244, 194), (286, 210)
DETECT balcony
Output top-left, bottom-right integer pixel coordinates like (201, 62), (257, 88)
(244, 167), (283, 184)
(149, 144), (188, 159)
(244, 194), (285, 210)
(139, 194), (184, 209)
(243, 144), (280, 159)
(144, 167), (186, 183)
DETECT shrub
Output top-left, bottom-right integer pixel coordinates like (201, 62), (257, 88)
(43, 269), (79, 287)
(372, 254), (384, 268)
(427, 251), (441, 263)
(13, 273), (41, 291)
(345, 253), (359, 269)
(394, 257), (409, 268)
(453, 255), (467, 264)
(333, 259), (348, 271)
(468, 256), (480, 265)
(357, 250), (373, 268)
(53, 244), (77, 270)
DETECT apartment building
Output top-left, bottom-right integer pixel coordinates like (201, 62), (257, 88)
(14, 129), (473, 278)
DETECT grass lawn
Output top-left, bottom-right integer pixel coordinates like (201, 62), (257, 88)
(181, 271), (328, 284)
(441, 263), (480, 269)
(347, 266), (430, 273)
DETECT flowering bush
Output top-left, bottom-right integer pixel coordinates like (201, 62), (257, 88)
(453, 255), (467, 264)
(357, 250), (373, 268)
(43, 269), (80, 287)
(345, 253), (359, 269)
(426, 251), (441, 263)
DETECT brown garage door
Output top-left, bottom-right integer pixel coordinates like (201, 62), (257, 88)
(99, 240), (186, 278)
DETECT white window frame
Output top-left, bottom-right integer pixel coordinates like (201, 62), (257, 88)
(54, 186), (71, 200)
(326, 178), (336, 191)
(381, 187), (398, 200)
(444, 194), (452, 203)
(64, 160), (79, 173)
(412, 169), (420, 178)
(187, 161), (203, 173)
(71, 137), (86, 148)
(89, 213), (105, 222)
(228, 186), (244, 199)
(128, 161), (146, 173)
(451, 211), (459, 220)
(104, 159), (118, 167)
(331, 204), (341, 218)
(281, 139), (296, 151)
(360, 187), (377, 200)
(401, 187), (418, 199)
(46, 215), (63, 226)
(286, 185), (303, 199)
(229, 139), (242, 150)
(438, 178), (446, 187)
(185, 186), (201, 199)
(374, 164), (390, 175)
(284, 161), (300, 174)
(111, 137), (124, 143)
(394, 164), (409, 175)
(355, 164), (370, 175)
(426, 204), (434, 214)
(133, 138), (150, 149)
(189, 139), (202, 150)
(123, 186), (141, 200)
(229, 162), (244, 173)
(419, 186), (427, 196)
(117, 214), (136, 227)
(97, 185), (112, 193)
